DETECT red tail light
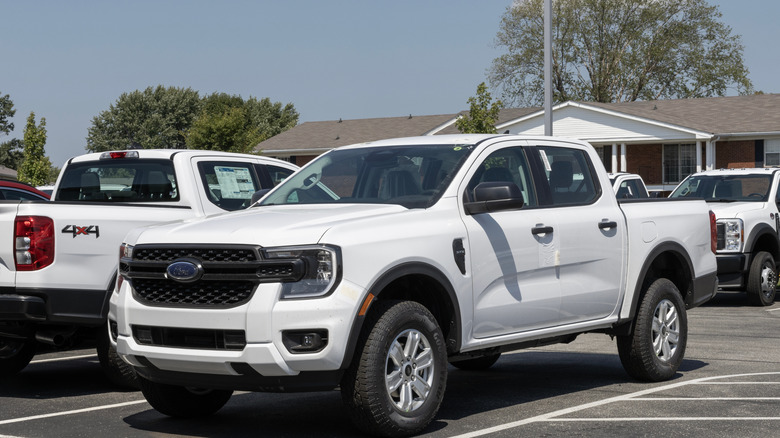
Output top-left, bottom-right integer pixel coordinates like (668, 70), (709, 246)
(709, 210), (717, 254)
(15, 216), (55, 271)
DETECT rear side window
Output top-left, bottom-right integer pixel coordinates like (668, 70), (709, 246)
(535, 146), (599, 206)
(56, 159), (178, 202)
(198, 161), (263, 211)
(266, 165), (295, 186)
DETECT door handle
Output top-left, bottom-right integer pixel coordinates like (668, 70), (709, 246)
(531, 225), (554, 235)
(598, 221), (618, 230)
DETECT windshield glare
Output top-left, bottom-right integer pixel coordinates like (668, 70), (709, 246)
(670, 174), (772, 202)
(260, 144), (475, 208)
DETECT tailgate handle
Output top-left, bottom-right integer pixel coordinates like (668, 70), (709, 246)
(531, 225), (554, 235)
(598, 221), (618, 230)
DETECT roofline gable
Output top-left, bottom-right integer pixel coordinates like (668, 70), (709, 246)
(497, 100), (712, 138)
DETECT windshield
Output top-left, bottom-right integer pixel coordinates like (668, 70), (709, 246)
(259, 144), (475, 208)
(670, 174), (772, 202)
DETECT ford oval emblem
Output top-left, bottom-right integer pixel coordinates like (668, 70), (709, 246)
(165, 259), (203, 283)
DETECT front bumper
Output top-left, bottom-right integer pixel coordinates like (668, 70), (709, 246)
(111, 279), (364, 391)
(716, 253), (747, 289)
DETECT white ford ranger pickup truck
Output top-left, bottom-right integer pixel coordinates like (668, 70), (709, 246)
(111, 135), (717, 436)
(0, 149), (297, 385)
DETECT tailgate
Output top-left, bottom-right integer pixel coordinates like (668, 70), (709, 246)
(14, 202), (194, 292)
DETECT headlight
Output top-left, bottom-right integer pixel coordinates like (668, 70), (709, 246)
(717, 219), (743, 252)
(263, 245), (341, 299)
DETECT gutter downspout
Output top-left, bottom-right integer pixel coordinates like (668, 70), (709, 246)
(708, 135), (721, 171)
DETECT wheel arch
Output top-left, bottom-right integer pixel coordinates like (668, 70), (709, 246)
(621, 242), (696, 333)
(744, 223), (780, 265)
(339, 262), (462, 369)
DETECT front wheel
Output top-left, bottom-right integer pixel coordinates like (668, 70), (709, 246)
(0, 336), (36, 375)
(341, 300), (448, 437)
(139, 377), (233, 418)
(617, 278), (687, 382)
(747, 251), (777, 306)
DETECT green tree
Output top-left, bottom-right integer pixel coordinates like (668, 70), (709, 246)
(0, 138), (25, 170)
(0, 92), (16, 136)
(86, 86), (201, 152)
(456, 82), (503, 134)
(186, 93), (298, 154)
(18, 112), (49, 186)
(489, 0), (753, 106)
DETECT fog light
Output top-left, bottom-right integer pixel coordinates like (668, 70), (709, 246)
(282, 330), (328, 353)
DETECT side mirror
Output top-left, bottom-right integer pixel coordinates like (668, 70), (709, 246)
(464, 182), (525, 215)
(250, 189), (272, 205)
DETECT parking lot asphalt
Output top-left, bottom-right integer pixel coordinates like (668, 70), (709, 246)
(1, 291), (778, 438)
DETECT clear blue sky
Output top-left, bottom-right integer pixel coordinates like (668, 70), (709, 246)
(2, 0), (778, 167)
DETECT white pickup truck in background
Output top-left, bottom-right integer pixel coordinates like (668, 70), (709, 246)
(111, 134), (717, 436)
(670, 167), (780, 306)
(0, 149), (298, 386)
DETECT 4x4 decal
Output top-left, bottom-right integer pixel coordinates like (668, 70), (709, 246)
(62, 225), (100, 238)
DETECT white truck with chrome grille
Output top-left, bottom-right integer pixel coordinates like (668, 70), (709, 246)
(110, 134), (718, 437)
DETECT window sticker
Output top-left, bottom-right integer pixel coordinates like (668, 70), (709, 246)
(539, 150), (552, 172)
(214, 166), (255, 199)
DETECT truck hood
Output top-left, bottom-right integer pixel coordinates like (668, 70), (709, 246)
(707, 201), (765, 218)
(127, 203), (409, 247)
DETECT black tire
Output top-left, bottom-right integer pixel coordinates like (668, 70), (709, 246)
(450, 353), (501, 371)
(341, 300), (448, 437)
(96, 325), (139, 390)
(139, 377), (233, 418)
(746, 251), (777, 306)
(617, 278), (687, 382)
(0, 337), (36, 375)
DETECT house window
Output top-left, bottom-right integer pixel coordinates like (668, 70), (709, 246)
(594, 146), (612, 172)
(765, 139), (780, 166)
(663, 144), (695, 184)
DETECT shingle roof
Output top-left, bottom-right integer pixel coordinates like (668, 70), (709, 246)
(257, 113), (458, 154)
(256, 94), (780, 156)
(582, 93), (780, 134)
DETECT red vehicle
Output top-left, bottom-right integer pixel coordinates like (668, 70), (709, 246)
(0, 180), (50, 201)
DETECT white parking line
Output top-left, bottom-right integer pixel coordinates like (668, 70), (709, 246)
(30, 354), (96, 364)
(0, 400), (147, 426)
(448, 372), (780, 438)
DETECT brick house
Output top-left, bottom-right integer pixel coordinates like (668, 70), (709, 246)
(257, 94), (780, 192)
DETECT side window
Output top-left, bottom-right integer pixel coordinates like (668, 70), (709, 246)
(536, 146), (599, 206)
(616, 179), (647, 199)
(266, 165), (295, 187)
(198, 161), (262, 211)
(465, 147), (536, 207)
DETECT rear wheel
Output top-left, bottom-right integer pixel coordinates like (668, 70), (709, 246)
(617, 278), (687, 382)
(96, 325), (139, 389)
(341, 300), (448, 437)
(139, 377), (233, 418)
(747, 251), (777, 306)
(0, 336), (36, 375)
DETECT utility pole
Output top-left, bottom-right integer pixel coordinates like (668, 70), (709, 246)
(544, 0), (552, 136)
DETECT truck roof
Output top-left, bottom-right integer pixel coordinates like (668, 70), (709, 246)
(338, 134), (591, 150)
(690, 168), (780, 177)
(67, 149), (281, 164)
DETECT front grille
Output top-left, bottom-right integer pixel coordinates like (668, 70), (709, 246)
(132, 279), (255, 306)
(134, 247), (258, 263)
(716, 223), (725, 250)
